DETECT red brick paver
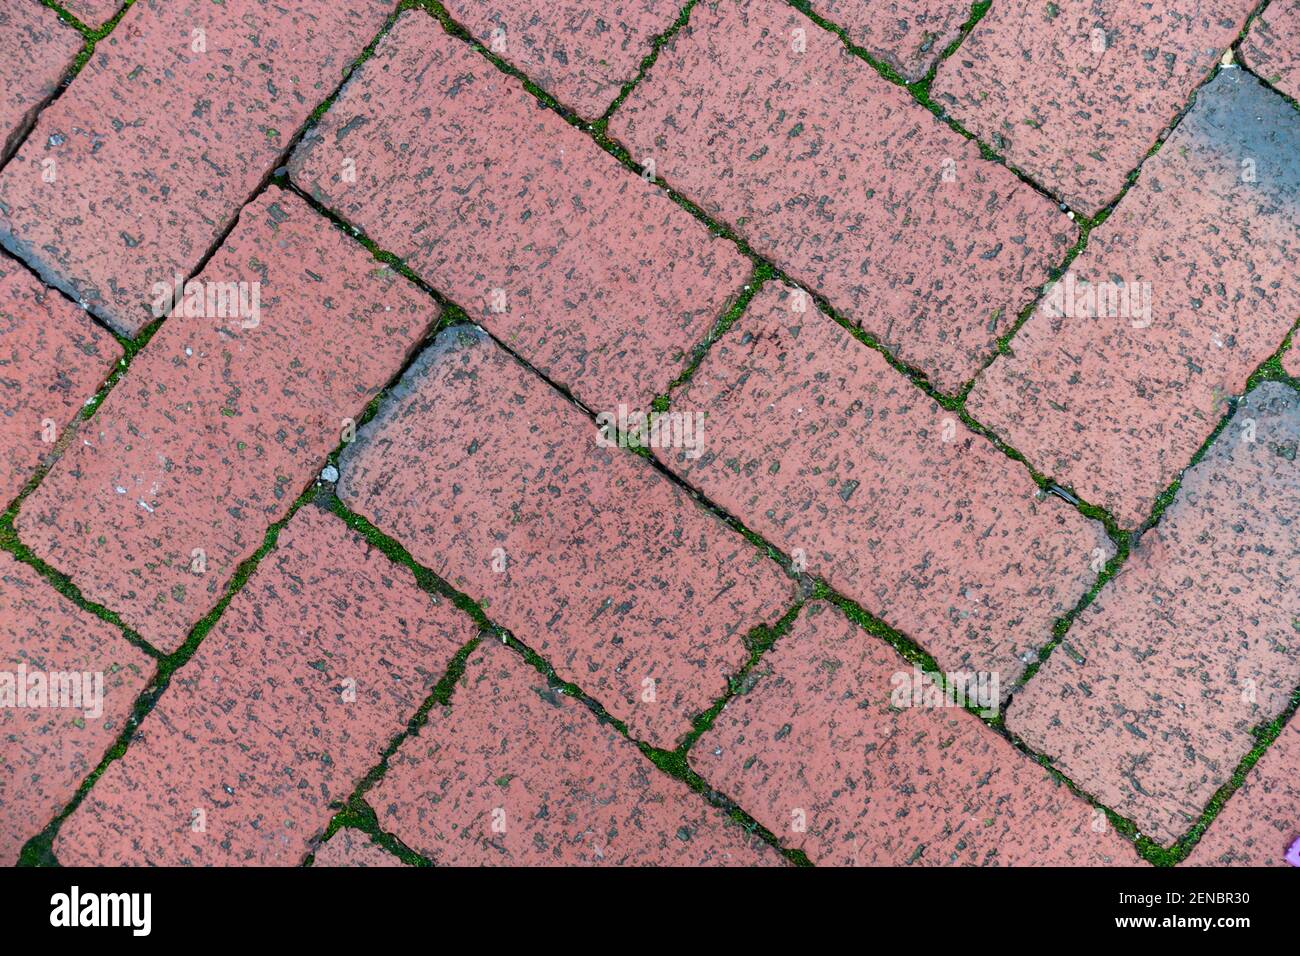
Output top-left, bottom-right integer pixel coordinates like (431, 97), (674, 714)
(932, 0), (1254, 216)
(1007, 383), (1300, 846)
(0, 1), (81, 161)
(969, 68), (1300, 529)
(694, 601), (1136, 865)
(1285, 346), (1300, 379)
(312, 828), (404, 867)
(815, 0), (974, 81)
(289, 9), (748, 413)
(0, 551), (152, 865)
(0, 0), (393, 336)
(663, 282), (1111, 685)
(609, 0), (1076, 394)
(59, 1), (121, 30)
(441, 0), (683, 120)
(0, 261), (120, 506)
(374, 639), (781, 866)
(1241, 1), (1300, 100)
(54, 506), (475, 866)
(339, 325), (793, 749)
(16, 189), (437, 652)
(1186, 713), (1300, 867)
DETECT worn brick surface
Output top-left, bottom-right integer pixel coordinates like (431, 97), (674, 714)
(312, 828), (404, 867)
(969, 69), (1300, 529)
(0, 0), (393, 336)
(59, 1), (121, 30)
(932, 0), (1254, 216)
(374, 639), (781, 865)
(662, 283), (1111, 685)
(1241, 1), (1300, 101)
(1285, 346), (1300, 379)
(0, 550), (152, 865)
(54, 506), (475, 866)
(441, 0), (682, 120)
(694, 601), (1136, 865)
(0, 1), (81, 161)
(609, 0), (1076, 394)
(289, 10), (748, 413)
(815, 0), (973, 81)
(17, 189), (437, 652)
(0, 261), (120, 506)
(1007, 383), (1300, 846)
(1186, 713), (1300, 867)
(338, 325), (794, 750)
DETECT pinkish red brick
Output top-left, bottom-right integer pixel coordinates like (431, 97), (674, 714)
(0, 0), (393, 336)
(374, 639), (782, 865)
(1285, 346), (1300, 380)
(969, 69), (1300, 529)
(441, 0), (682, 119)
(312, 828), (404, 867)
(1241, 2), (1300, 100)
(608, 0), (1075, 394)
(289, 11), (748, 414)
(17, 189), (437, 653)
(932, 0), (1254, 216)
(0, 261), (120, 506)
(338, 325), (794, 750)
(1006, 383), (1300, 847)
(662, 282), (1111, 686)
(0, 1), (81, 161)
(54, 505), (476, 866)
(0, 550), (152, 865)
(59, 1), (121, 30)
(816, 0), (973, 81)
(693, 601), (1137, 865)
(1186, 714), (1300, 867)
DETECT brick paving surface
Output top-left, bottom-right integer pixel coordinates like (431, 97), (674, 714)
(1007, 383), (1300, 846)
(932, 0), (1255, 216)
(0, 550), (152, 864)
(969, 68), (1300, 528)
(0, 1), (81, 162)
(55, 506), (475, 865)
(612, 0), (1076, 394)
(1241, 1), (1300, 101)
(0, 259), (120, 506)
(374, 639), (781, 865)
(2, 0), (1299, 869)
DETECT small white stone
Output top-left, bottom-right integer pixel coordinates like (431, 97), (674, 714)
(320, 464), (340, 483)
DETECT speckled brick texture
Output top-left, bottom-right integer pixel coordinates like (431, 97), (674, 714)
(338, 325), (794, 750)
(1007, 383), (1300, 847)
(1241, 1), (1300, 100)
(374, 639), (782, 866)
(289, 10), (748, 413)
(932, 0), (1255, 216)
(1187, 713), (1300, 867)
(0, 0), (393, 336)
(16, 189), (437, 653)
(1285, 346), (1300, 380)
(59, 1), (121, 30)
(0, 261), (120, 506)
(694, 601), (1137, 866)
(0, 550), (152, 865)
(54, 506), (476, 866)
(815, 0), (973, 81)
(312, 828), (404, 867)
(440, 0), (682, 119)
(0, 1), (81, 162)
(969, 69), (1300, 529)
(609, 0), (1076, 394)
(662, 283), (1111, 685)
